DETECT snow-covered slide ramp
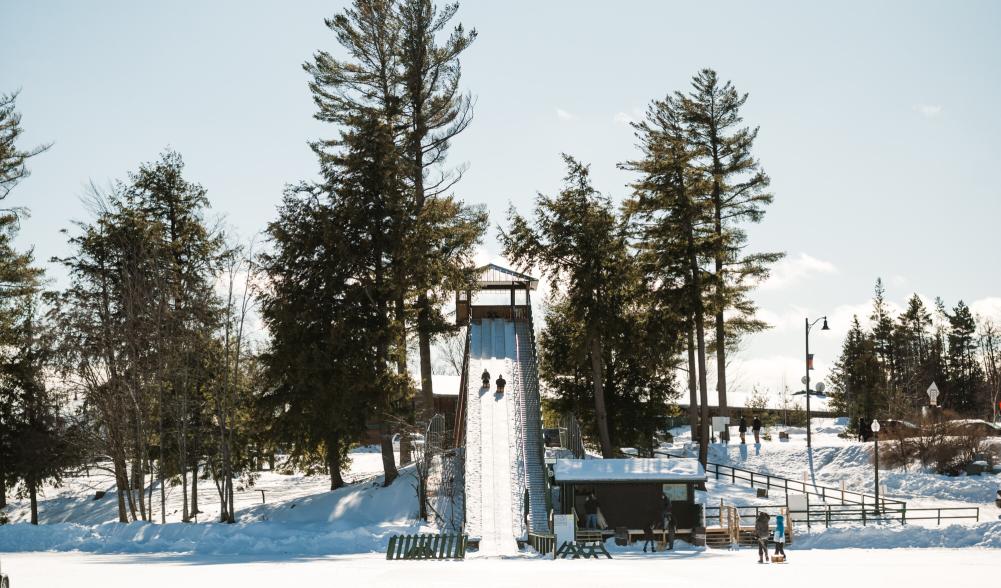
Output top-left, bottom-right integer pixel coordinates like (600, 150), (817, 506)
(464, 318), (522, 556)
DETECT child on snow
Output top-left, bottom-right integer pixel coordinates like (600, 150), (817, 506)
(773, 512), (787, 560)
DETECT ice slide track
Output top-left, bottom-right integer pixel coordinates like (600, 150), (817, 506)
(462, 318), (549, 555)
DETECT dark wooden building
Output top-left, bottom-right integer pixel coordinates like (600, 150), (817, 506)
(552, 458), (707, 541)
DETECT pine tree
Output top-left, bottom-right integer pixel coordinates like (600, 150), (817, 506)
(397, 0), (480, 418)
(258, 186), (372, 491)
(828, 316), (884, 422)
(503, 155), (631, 458)
(0, 90), (50, 201)
(946, 301), (981, 415)
(622, 94), (715, 467)
(676, 69), (783, 417)
(894, 294), (933, 408)
(3, 295), (76, 524)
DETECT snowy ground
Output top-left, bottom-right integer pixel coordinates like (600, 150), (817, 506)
(2, 415), (999, 586)
(666, 417), (1001, 520)
(2, 547), (998, 588)
(0, 447), (429, 555)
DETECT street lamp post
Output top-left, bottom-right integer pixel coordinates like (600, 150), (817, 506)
(804, 316), (830, 448)
(871, 419), (881, 515)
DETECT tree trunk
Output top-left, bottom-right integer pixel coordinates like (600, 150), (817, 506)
(395, 294), (412, 466)
(112, 454), (130, 523)
(687, 325), (699, 440)
(28, 474), (38, 525)
(376, 257), (399, 486)
(714, 307), (728, 417)
(418, 292), (434, 419)
(380, 421), (398, 486)
(0, 457), (7, 509)
(190, 457), (199, 516)
(710, 112), (729, 418)
(327, 434), (345, 490)
(157, 368), (167, 523)
(695, 312), (711, 469)
(589, 334), (614, 458)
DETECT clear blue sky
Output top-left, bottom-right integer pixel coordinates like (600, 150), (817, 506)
(3, 0), (1000, 402)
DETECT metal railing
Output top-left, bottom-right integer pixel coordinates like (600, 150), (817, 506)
(790, 505), (980, 528)
(656, 450), (908, 510)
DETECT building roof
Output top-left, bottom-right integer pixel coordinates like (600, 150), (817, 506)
(475, 263), (539, 290)
(431, 374), (461, 397)
(553, 458), (707, 483)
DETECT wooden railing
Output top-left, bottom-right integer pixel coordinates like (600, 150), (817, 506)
(386, 533), (468, 560)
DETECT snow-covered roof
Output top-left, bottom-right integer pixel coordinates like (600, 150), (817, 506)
(432, 374), (461, 396)
(553, 458), (707, 483)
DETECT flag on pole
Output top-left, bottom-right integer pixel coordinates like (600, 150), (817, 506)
(807, 354), (815, 370)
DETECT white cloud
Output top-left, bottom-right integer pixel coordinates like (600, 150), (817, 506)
(759, 252), (837, 291)
(971, 297), (1001, 322)
(613, 112), (634, 126)
(913, 104), (943, 117)
(725, 355), (832, 410)
(556, 108), (576, 121)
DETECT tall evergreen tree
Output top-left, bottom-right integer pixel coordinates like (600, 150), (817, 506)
(503, 155), (630, 458)
(622, 95), (715, 466)
(677, 69), (783, 417)
(0, 91), (50, 202)
(397, 0), (480, 418)
(0, 90), (48, 511)
(945, 301), (981, 415)
(828, 316), (884, 422)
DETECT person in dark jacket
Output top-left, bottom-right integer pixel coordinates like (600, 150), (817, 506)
(584, 493), (599, 529)
(661, 494), (673, 527)
(642, 520), (657, 553)
(752, 416), (763, 444)
(481, 369), (490, 389)
(857, 417), (866, 442)
(755, 511), (771, 563)
(495, 374), (506, 393)
(738, 416), (748, 444)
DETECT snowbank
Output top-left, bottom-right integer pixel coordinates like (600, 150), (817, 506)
(792, 521), (1001, 549)
(0, 468), (425, 555)
(0, 518), (421, 555)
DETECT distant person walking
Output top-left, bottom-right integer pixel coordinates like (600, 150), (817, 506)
(584, 493), (600, 529)
(752, 416), (762, 444)
(495, 374), (506, 393)
(857, 417), (866, 442)
(481, 369), (490, 389)
(773, 512), (787, 560)
(739, 416), (748, 444)
(755, 511), (771, 563)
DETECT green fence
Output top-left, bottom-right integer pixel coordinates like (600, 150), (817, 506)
(386, 533), (468, 560)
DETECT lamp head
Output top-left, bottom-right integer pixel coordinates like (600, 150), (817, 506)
(821, 317), (830, 331)
(871, 419), (880, 433)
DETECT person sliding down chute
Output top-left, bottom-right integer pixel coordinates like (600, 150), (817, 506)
(495, 374), (506, 394)
(481, 369), (491, 389)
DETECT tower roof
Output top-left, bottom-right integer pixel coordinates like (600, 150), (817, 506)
(475, 263), (538, 290)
